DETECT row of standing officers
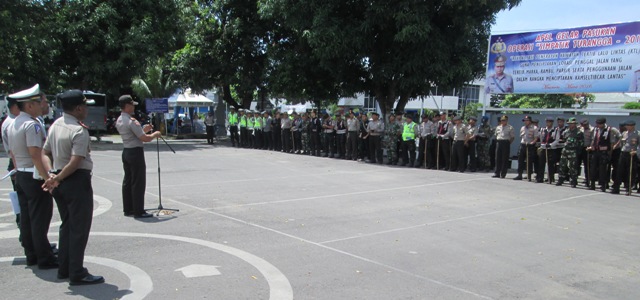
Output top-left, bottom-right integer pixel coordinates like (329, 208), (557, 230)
(223, 108), (640, 195)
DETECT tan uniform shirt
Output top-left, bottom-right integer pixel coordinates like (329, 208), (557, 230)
(495, 124), (515, 142)
(116, 112), (145, 148)
(8, 112), (46, 168)
(43, 113), (92, 171)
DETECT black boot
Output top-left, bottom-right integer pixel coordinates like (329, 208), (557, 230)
(556, 178), (564, 186)
(570, 179), (577, 188)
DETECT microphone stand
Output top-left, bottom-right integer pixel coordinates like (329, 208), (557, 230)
(146, 136), (179, 216)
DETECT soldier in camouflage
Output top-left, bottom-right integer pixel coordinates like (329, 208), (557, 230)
(476, 116), (493, 171)
(383, 114), (399, 165)
(556, 117), (584, 188)
(301, 113), (311, 154)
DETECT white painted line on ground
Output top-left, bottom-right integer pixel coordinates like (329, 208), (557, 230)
(0, 256), (152, 300)
(214, 177), (491, 209)
(318, 193), (600, 244)
(0, 194), (112, 239)
(163, 194), (493, 300)
(91, 232), (293, 300)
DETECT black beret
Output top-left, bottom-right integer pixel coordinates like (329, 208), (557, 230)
(59, 90), (94, 106)
(371, 112), (379, 116)
(624, 120), (636, 126)
(595, 118), (606, 124)
(556, 116), (565, 121)
(545, 117), (554, 122)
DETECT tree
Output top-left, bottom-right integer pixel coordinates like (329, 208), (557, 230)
(52, 0), (188, 96)
(131, 58), (178, 99)
(260, 0), (522, 117)
(172, 0), (272, 109)
(499, 94), (595, 110)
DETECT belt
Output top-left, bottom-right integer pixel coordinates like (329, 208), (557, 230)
(17, 167), (35, 172)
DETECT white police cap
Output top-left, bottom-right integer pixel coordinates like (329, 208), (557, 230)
(9, 84), (41, 102)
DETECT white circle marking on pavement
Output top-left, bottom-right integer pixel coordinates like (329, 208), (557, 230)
(0, 194), (112, 239)
(92, 232), (294, 300)
(0, 256), (152, 300)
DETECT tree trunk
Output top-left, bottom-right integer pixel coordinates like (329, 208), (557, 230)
(222, 84), (240, 109)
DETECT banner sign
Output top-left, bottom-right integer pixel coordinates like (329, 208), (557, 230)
(145, 98), (169, 113)
(485, 21), (640, 94)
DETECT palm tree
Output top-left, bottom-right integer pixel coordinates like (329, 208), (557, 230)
(131, 58), (177, 99)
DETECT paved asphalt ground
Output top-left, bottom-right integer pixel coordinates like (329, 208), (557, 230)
(1, 136), (639, 300)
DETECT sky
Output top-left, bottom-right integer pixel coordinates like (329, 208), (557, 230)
(492, 0), (640, 34)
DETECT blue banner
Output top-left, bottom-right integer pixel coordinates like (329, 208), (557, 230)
(145, 98), (169, 113)
(485, 21), (640, 94)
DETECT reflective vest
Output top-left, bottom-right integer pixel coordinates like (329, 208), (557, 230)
(247, 117), (254, 129)
(402, 122), (416, 141)
(228, 112), (238, 125)
(254, 117), (262, 129)
(240, 115), (247, 127)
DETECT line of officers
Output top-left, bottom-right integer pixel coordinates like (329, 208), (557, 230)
(503, 114), (640, 195)
(224, 108), (640, 195)
(2, 85), (104, 285)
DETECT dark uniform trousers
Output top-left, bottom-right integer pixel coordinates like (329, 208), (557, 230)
(229, 125), (239, 147)
(282, 128), (291, 152)
(369, 135), (382, 163)
(206, 125), (215, 144)
(346, 131), (358, 159)
(577, 146), (590, 184)
(310, 131), (321, 156)
(489, 139), (497, 170)
(335, 133), (346, 158)
(240, 127), (248, 148)
(437, 138), (452, 170)
(417, 137), (428, 168)
(52, 169), (93, 280)
(613, 151), (637, 192)
(323, 132), (335, 157)
(15, 172), (56, 265)
(263, 131), (272, 150)
(517, 144), (536, 178)
(293, 131), (302, 152)
(272, 128), (282, 151)
(495, 140), (511, 178)
(590, 150), (610, 189)
(401, 139), (416, 166)
(122, 147), (146, 215)
(610, 148), (621, 184)
(467, 140), (477, 172)
(450, 140), (466, 172)
(359, 135), (369, 160)
(536, 147), (556, 182)
(254, 130), (263, 149)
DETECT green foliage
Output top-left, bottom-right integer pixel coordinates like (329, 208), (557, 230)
(499, 94), (595, 109)
(623, 102), (640, 110)
(131, 58), (178, 100)
(463, 102), (484, 120)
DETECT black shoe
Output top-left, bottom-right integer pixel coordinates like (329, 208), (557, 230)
(124, 212), (133, 217)
(57, 273), (69, 280)
(556, 180), (564, 186)
(611, 188), (620, 194)
(70, 274), (105, 286)
(588, 186), (596, 190)
(134, 213), (153, 218)
(513, 175), (523, 180)
(600, 187), (607, 192)
(26, 257), (37, 266)
(492, 174), (500, 178)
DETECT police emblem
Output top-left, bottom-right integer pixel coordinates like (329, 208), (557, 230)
(34, 124), (41, 134)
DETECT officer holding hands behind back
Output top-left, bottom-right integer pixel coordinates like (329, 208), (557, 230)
(42, 90), (104, 285)
(116, 95), (161, 218)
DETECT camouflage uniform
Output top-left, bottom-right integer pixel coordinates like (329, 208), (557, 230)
(476, 121), (493, 171)
(557, 124), (584, 187)
(301, 118), (311, 154)
(384, 121), (401, 164)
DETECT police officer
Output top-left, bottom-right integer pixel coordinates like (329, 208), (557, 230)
(2, 96), (21, 228)
(346, 111), (359, 160)
(227, 107), (239, 147)
(466, 116), (479, 172)
(450, 116), (468, 172)
(238, 108), (247, 147)
(579, 119), (594, 186)
(436, 112), (452, 170)
(537, 117), (556, 183)
(492, 115), (515, 178)
(7, 84), (58, 269)
(383, 114), (398, 165)
(416, 114), (433, 168)
(514, 116), (539, 180)
(321, 113), (334, 157)
(334, 114), (347, 158)
(588, 118), (613, 192)
(475, 116), (493, 172)
(367, 112), (384, 163)
(262, 111), (273, 150)
(115, 95), (161, 218)
(358, 113), (370, 161)
(42, 90), (104, 285)
(400, 114), (419, 167)
(309, 111), (322, 156)
(281, 112), (292, 153)
(611, 120), (639, 195)
(205, 111), (215, 144)
(485, 55), (514, 94)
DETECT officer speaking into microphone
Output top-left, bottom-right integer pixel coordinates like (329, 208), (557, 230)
(42, 90), (104, 285)
(116, 95), (161, 218)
